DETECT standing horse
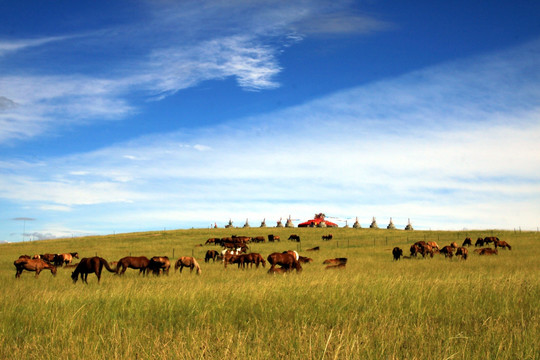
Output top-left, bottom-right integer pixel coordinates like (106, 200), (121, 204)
(116, 256), (150, 276)
(267, 252), (302, 273)
(174, 257), (202, 275)
(14, 258), (57, 278)
(71, 257), (115, 284)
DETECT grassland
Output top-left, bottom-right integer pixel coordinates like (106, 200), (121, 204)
(0, 227), (538, 359)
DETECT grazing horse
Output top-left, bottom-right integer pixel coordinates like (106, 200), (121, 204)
(484, 236), (499, 245)
(205, 238), (220, 245)
(288, 234), (300, 242)
(440, 246), (454, 258)
(462, 238), (472, 247)
(322, 234), (333, 241)
(410, 244), (420, 257)
(175, 257), (202, 275)
(148, 256), (171, 275)
(475, 238), (485, 247)
(455, 246), (468, 260)
(267, 252), (302, 273)
(116, 256), (150, 276)
(392, 247), (403, 261)
(205, 250), (220, 263)
(252, 236), (265, 243)
(242, 253), (266, 268)
(71, 257), (115, 284)
(494, 240), (512, 250)
(14, 258), (57, 278)
(268, 234), (280, 242)
(298, 256), (313, 264)
(450, 242), (458, 249)
(427, 241), (440, 250)
(58, 252), (79, 266)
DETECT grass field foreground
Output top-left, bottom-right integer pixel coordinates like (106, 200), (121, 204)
(0, 228), (538, 359)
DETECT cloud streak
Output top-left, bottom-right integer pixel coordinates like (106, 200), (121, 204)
(0, 1), (389, 144)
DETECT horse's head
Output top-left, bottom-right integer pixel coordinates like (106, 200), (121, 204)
(51, 266), (57, 276)
(71, 271), (78, 283)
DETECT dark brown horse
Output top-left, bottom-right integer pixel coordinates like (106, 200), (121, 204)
(71, 257), (115, 284)
(462, 238), (472, 247)
(148, 256), (171, 275)
(322, 234), (333, 241)
(174, 257), (202, 274)
(267, 252), (302, 272)
(205, 250), (220, 263)
(116, 256), (150, 276)
(440, 246), (454, 258)
(392, 247), (403, 261)
(14, 258), (57, 278)
(455, 246), (468, 260)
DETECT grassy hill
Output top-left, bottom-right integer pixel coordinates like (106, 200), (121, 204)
(1, 227), (538, 359)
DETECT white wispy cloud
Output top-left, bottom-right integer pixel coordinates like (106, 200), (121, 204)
(0, 35), (73, 56)
(0, 1), (389, 144)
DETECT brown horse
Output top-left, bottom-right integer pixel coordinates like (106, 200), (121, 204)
(175, 257), (202, 275)
(462, 238), (472, 247)
(267, 252), (302, 272)
(14, 258), (57, 278)
(148, 256), (171, 275)
(71, 257), (115, 284)
(494, 240), (512, 250)
(116, 256), (150, 276)
(241, 253), (266, 268)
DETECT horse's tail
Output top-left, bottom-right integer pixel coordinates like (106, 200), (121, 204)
(100, 258), (116, 273)
(193, 258), (202, 275)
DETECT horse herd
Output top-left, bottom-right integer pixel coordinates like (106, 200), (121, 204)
(13, 253), (202, 284)
(12, 234), (510, 283)
(391, 236), (511, 261)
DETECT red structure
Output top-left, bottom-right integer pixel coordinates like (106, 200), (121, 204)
(298, 213), (338, 228)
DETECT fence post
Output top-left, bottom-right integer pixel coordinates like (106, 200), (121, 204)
(172, 248), (175, 259)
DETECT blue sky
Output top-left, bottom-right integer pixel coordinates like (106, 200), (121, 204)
(1, 0), (540, 242)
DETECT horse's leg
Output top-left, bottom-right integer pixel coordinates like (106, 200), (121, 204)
(35, 268), (41, 278)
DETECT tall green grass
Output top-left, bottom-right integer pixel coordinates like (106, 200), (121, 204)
(0, 228), (538, 359)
